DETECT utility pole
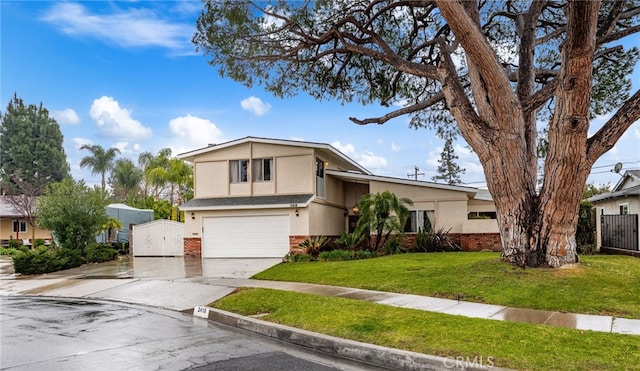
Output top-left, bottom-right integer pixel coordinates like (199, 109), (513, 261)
(408, 166), (424, 181)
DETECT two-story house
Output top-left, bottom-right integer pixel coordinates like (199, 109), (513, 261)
(178, 137), (501, 258)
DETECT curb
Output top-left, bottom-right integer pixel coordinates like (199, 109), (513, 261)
(186, 306), (507, 371)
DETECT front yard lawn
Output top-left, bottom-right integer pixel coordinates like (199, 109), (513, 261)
(212, 288), (640, 370)
(253, 252), (640, 318)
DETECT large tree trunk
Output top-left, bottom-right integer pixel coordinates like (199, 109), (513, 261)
(436, 0), (600, 267)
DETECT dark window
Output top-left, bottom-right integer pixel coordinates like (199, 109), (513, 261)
(404, 210), (434, 233)
(13, 220), (27, 233)
(252, 158), (273, 182)
(467, 211), (497, 220)
(230, 160), (248, 183)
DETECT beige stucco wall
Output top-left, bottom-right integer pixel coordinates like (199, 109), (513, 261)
(308, 201), (347, 236)
(467, 199), (497, 212)
(190, 143), (318, 198)
(194, 161), (227, 198)
(276, 155), (314, 194)
(368, 181), (475, 233)
(1, 219), (52, 241)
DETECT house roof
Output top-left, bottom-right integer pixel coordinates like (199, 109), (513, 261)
(588, 184), (640, 202)
(326, 170), (491, 201)
(180, 194), (315, 211)
(0, 196), (30, 218)
(177, 136), (372, 175)
(612, 169), (640, 192)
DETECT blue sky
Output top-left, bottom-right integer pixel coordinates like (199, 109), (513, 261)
(2, 1), (639, 189)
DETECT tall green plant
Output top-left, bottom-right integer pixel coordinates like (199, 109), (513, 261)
(36, 178), (109, 253)
(79, 144), (120, 192)
(355, 191), (413, 252)
(0, 94), (69, 193)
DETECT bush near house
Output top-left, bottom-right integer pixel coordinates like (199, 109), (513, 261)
(12, 243), (119, 275)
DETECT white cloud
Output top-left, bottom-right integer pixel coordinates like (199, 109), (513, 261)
(72, 137), (92, 150)
(331, 141), (388, 172)
(89, 96), (152, 140)
(42, 2), (193, 55)
(53, 108), (80, 125)
(168, 114), (225, 153)
(391, 143), (401, 152)
(240, 96), (272, 116)
(114, 141), (141, 155)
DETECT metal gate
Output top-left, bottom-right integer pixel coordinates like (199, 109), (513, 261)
(601, 214), (639, 251)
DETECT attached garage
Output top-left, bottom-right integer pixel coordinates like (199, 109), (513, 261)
(202, 214), (290, 258)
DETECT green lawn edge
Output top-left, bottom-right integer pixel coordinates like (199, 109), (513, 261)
(253, 252), (640, 318)
(211, 288), (640, 370)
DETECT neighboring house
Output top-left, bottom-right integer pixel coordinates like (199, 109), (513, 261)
(178, 137), (500, 258)
(589, 169), (640, 253)
(0, 196), (52, 244)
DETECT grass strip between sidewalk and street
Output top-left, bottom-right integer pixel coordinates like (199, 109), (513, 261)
(253, 252), (640, 318)
(211, 287), (640, 370)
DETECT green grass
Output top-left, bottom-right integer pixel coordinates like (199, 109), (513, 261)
(212, 288), (640, 370)
(254, 252), (640, 318)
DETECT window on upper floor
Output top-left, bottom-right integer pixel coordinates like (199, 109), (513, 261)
(315, 157), (326, 198)
(230, 159), (249, 183)
(13, 220), (27, 233)
(252, 158), (273, 182)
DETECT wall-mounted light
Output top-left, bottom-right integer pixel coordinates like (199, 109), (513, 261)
(295, 209), (299, 217)
(191, 212), (195, 220)
(351, 204), (359, 214)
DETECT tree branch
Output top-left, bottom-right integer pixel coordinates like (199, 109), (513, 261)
(587, 89), (640, 165)
(350, 92), (445, 125)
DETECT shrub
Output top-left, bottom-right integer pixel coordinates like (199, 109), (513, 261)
(283, 252), (313, 262)
(33, 239), (46, 248)
(335, 231), (366, 251)
(8, 240), (22, 249)
(0, 247), (20, 256)
(12, 246), (85, 275)
(298, 236), (327, 258)
(414, 226), (461, 252)
(353, 249), (372, 260)
(318, 249), (353, 261)
(85, 243), (119, 263)
(382, 236), (406, 255)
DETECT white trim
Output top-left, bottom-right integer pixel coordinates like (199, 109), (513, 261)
(180, 200), (313, 212)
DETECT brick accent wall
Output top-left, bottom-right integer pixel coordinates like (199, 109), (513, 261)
(184, 237), (202, 258)
(289, 235), (310, 254)
(460, 233), (502, 252)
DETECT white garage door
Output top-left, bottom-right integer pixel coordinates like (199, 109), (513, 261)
(203, 215), (290, 258)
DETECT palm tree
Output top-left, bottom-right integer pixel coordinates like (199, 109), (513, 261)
(111, 158), (143, 200)
(79, 144), (120, 191)
(141, 148), (172, 199)
(355, 191), (413, 251)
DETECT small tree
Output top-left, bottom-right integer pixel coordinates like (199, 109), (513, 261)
(2, 171), (44, 241)
(355, 191), (413, 252)
(37, 179), (109, 254)
(432, 131), (466, 185)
